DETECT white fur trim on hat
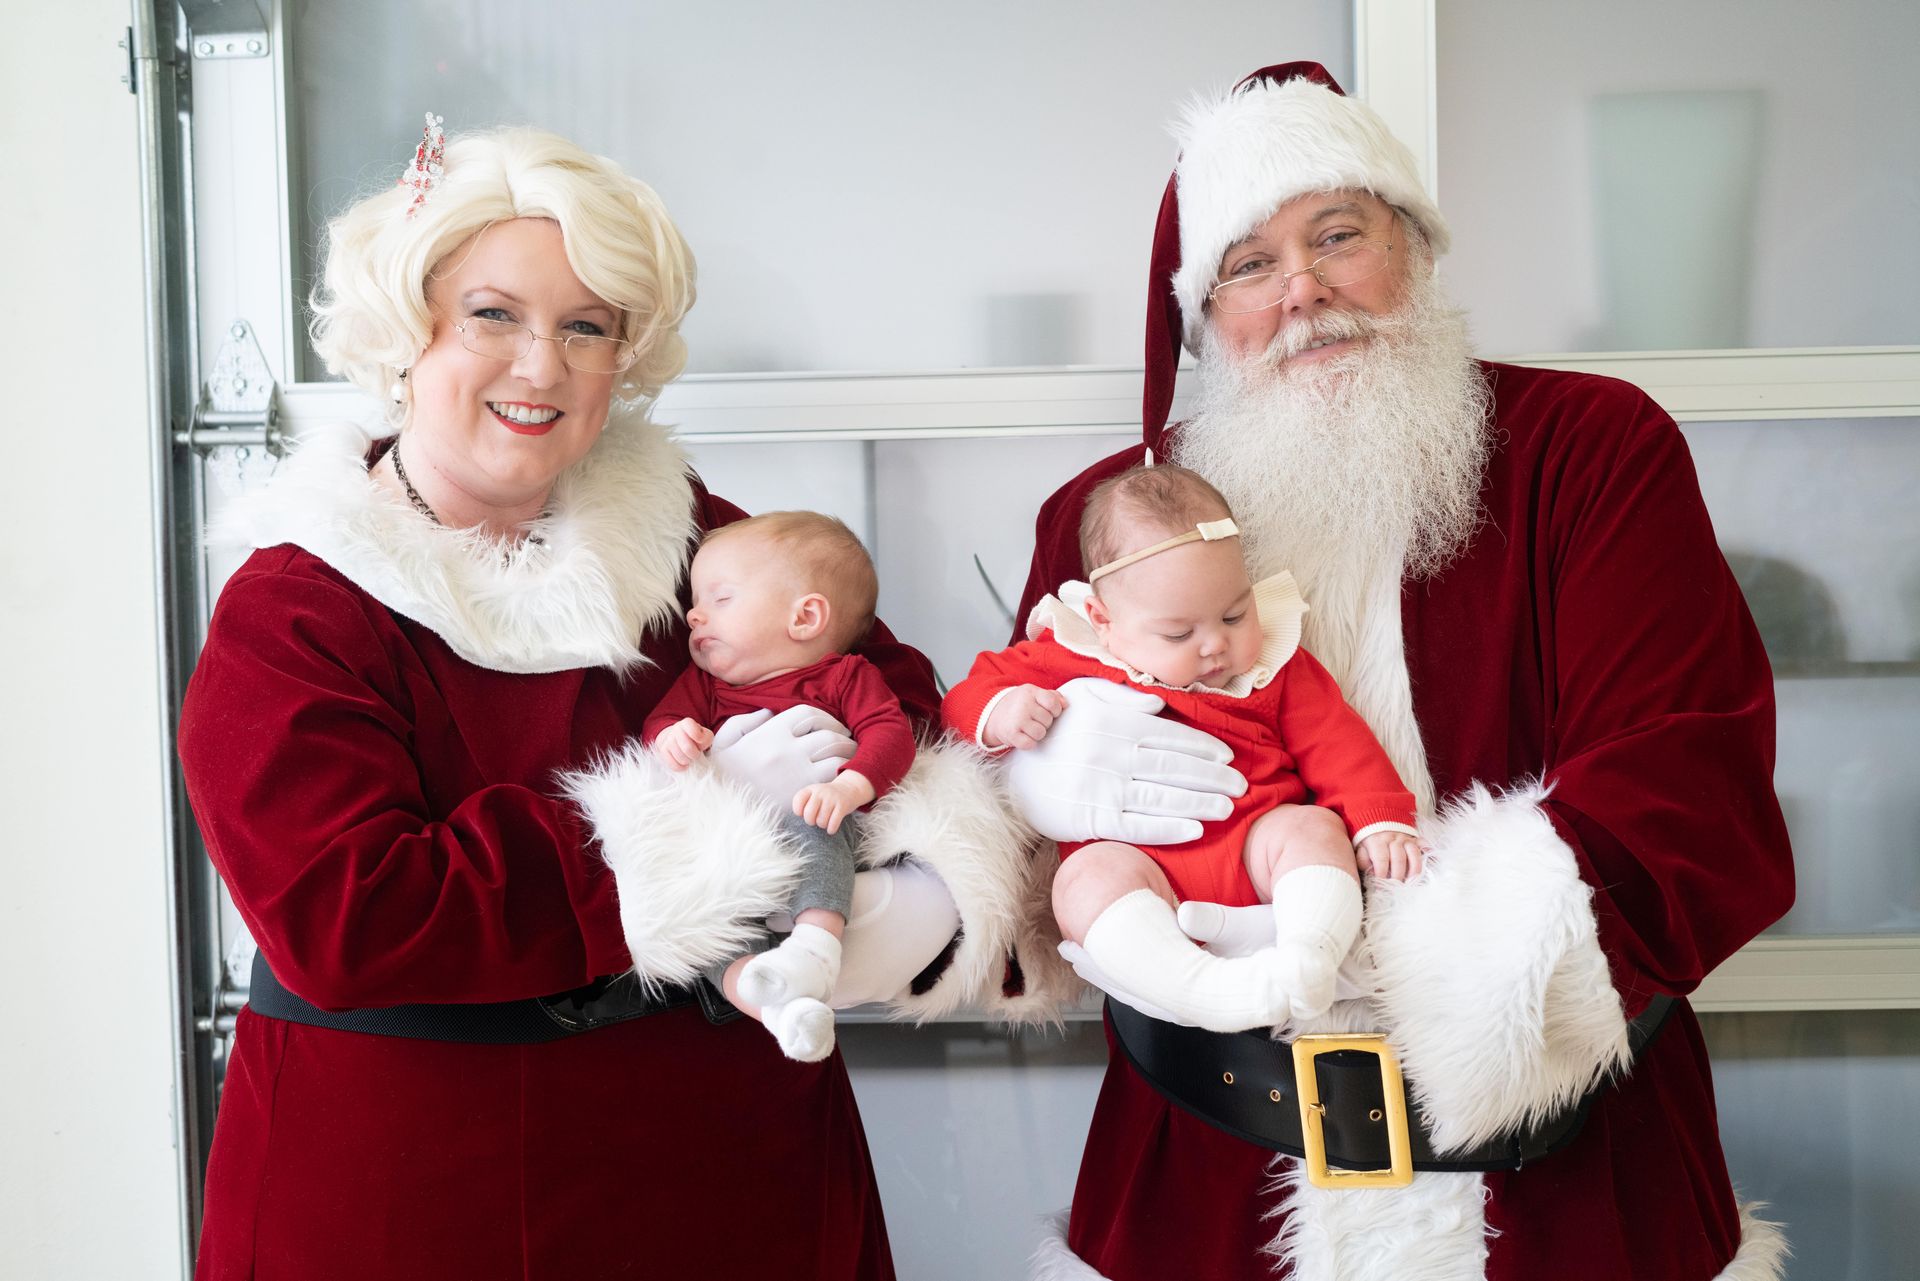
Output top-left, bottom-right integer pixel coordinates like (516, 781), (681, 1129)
(1170, 74), (1450, 350)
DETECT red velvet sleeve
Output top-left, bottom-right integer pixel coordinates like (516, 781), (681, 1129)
(1011, 446), (1145, 645)
(642, 663), (714, 744)
(697, 487), (942, 731)
(1532, 391), (1794, 1010)
(178, 564), (629, 1010)
(1271, 648), (1417, 835)
(833, 656), (918, 799)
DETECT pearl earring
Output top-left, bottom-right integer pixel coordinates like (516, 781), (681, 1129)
(389, 368), (410, 405)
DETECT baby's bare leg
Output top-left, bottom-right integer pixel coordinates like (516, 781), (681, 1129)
(1059, 841), (1296, 1034)
(1243, 804), (1361, 900)
(1242, 805), (1362, 1023)
(1052, 841), (1176, 944)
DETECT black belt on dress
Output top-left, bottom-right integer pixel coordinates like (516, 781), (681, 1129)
(1107, 992), (1675, 1186)
(246, 950), (739, 1044)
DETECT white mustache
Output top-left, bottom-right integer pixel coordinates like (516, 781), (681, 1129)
(1266, 309), (1377, 364)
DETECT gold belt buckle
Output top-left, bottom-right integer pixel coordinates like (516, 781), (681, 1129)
(1290, 1032), (1414, 1189)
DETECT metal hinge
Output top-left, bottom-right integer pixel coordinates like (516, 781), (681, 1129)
(181, 0), (269, 60)
(180, 319), (283, 455)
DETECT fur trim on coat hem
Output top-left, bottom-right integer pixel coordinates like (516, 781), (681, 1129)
(1027, 1200), (1788, 1281)
(1028, 1214), (1103, 1281)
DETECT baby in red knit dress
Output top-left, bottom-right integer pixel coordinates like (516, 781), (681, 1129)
(646, 512), (916, 1061)
(944, 465), (1422, 1031)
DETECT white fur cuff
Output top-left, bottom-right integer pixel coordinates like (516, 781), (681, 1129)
(1364, 780), (1630, 1153)
(559, 743), (800, 990)
(858, 737), (1075, 1023)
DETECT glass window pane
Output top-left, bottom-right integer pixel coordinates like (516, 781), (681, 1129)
(290, 0), (1351, 378)
(1438, 1), (1920, 354)
(1682, 417), (1920, 936)
(1705, 1009), (1920, 1279)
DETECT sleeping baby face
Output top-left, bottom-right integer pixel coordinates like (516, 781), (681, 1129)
(683, 531), (828, 686)
(1085, 531), (1262, 689)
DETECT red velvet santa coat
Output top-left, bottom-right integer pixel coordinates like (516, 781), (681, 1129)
(1021, 363), (1794, 1281)
(179, 414), (1053, 1280)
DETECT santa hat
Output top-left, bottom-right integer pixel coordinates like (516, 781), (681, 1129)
(1143, 61), (1449, 449)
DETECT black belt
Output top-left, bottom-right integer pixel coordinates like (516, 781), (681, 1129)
(247, 951), (740, 1044)
(1108, 992), (1675, 1187)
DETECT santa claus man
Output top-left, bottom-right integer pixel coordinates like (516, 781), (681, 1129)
(1008, 63), (1794, 1280)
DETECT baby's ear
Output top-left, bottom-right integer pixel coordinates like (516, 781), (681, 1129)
(789, 592), (832, 641)
(1083, 590), (1113, 635)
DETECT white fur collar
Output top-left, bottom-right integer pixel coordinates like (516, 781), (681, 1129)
(217, 410), (697, 674)
(1024, 572), (1307, 699)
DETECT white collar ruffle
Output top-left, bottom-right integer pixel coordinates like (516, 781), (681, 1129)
(1026, 572), (1309, 699)
(216, 409), (697, 674)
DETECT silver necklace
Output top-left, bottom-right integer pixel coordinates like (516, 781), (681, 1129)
(390, 441), (442, 526)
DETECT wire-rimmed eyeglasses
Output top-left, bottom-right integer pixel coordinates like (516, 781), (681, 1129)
(455, 317), (636, 374)
(1209, 240), (1395, 314)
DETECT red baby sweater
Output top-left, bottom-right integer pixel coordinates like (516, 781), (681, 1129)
(943, 624), (1415, 905)
(644, 653), (917, 801)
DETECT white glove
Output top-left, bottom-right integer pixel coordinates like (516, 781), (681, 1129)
(1059, 899), (1368, 1027)
(708, 704), (855, 805)
(829, 863), (963, 1009)
(1056, 939), (1192, 1025)
(1005, 677), (1245, 845)
(1179, 900), (1370, 1004)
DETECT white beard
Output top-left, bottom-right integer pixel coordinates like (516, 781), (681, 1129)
(1169, 268), (1489, 810)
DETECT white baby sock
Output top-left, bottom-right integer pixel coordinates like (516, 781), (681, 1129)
(739, 923), (843, 1009)
(1269, 865), (1364, 1021)
(1082, 889), (1294, 1034)
(763, 996), (836, 1063)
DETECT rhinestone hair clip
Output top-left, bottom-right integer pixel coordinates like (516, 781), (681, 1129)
(398, 112), (446, 218)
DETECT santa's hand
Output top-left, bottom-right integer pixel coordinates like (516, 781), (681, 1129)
(1004, 677), (1245, 845)
(1178, 900), (1370, 1003)
(708, 704), (855, 804)
(1175, 900), (1276, 958)
(1056, 940), (1194, 1026)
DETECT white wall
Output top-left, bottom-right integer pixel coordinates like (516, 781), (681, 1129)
(0, 2), (186, 1277)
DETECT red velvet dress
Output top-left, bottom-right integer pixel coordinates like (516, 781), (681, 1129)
(180, 420), (941, 1280)
(1015, 363), (1793, 1280)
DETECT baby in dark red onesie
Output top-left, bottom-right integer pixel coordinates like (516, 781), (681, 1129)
(945, 465), (1422, 1032)
(645, 512), (915, 1061)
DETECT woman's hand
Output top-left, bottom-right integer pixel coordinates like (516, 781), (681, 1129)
(1005, 677), (1246, 845)
(708, 704), (855, 805)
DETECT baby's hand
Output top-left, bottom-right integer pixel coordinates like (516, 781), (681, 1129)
(794, 770), (876, 834)
(653, 717), (715, 771)
(1357, 831), (1426, 881)
(981, 684), (1068, 751)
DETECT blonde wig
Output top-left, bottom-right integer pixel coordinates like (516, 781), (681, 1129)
(310, 126), (696, 418)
